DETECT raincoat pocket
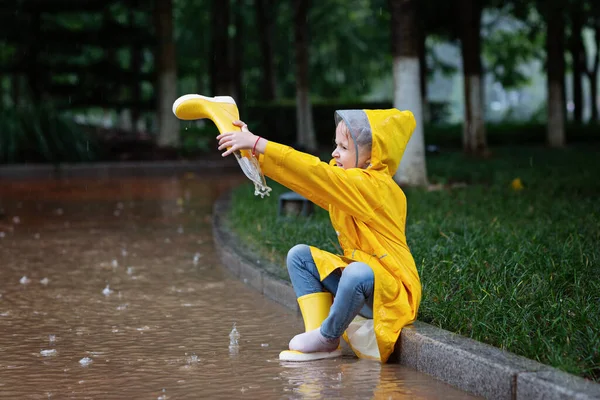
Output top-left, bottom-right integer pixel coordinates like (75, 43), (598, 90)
(343, 315), (381, 361)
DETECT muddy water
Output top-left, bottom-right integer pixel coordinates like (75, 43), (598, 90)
(0, 174), (479, 399)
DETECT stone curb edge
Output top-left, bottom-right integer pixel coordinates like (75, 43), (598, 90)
(0, 160), (239, 179)
(212, 191), (600, 400)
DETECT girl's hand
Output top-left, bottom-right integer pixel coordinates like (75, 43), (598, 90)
(217, 120), (265, 157)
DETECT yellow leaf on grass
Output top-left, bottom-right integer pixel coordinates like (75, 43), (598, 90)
(511, 178), (524, 191)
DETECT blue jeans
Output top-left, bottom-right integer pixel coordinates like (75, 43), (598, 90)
(286, 244), (374, 339)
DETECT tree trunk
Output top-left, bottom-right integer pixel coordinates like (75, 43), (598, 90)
(130, 4), (141, 133)
(255, 0), (277, 101)
(546, 3), (566, 147)
(11, 74), (20, 107)
(418, 22), (430, 123)
(390, 0), (428, 187)
(459, 0), (487, 155)
(27, 11), (41, 103)
(294, 0), (317, 152)
(569, 7), (584, 123)
(232, 0), (244, 110)
(586, 25), (600, 122)
(211, 0), (232, 96)
(155, 0), (180, 148)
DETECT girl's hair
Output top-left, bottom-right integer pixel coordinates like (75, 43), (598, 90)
(335, 110), (372, 165)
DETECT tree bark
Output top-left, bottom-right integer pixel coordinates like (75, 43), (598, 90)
(390, 0), (428, 187)
(294, 0), (317, 152)
(585, 24), (600, 122)
(27, 11), (41, 103)
(255, 0), (277, 101)
(569, 7), (584, 123)
(155, 0), (180, 148)
(232, 0), (244, 109)
(546, 3), (566, 147)
(458, 0), (487, 155)
(418, 21), (430, 123)
(130, 4), (142, 133)
(211, 0), (232, 96)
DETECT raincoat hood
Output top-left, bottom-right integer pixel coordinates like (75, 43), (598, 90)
(334, 109), (416, 176)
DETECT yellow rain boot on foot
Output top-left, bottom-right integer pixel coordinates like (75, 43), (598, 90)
(279, 292), (342, 362)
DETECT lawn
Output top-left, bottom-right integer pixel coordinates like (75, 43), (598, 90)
(226, 145), (600, 381)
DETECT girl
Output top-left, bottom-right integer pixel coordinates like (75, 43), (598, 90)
(217, 109), (421, 363)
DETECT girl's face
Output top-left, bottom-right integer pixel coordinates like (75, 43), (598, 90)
(332, 122), (370, 169)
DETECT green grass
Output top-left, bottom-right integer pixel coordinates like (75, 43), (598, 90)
(226, 145), (600, 381)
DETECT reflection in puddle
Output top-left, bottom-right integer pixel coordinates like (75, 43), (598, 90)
(0, 174), (479, 399)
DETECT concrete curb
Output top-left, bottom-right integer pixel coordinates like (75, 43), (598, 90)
(0, 160), (238, 180)
(212, 191), (600, 400)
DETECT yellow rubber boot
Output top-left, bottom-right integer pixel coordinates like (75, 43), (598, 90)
(279, 292), (342, 361)
(172, 94), (240, 133)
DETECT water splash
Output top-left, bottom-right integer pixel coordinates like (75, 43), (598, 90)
(193, 253), (202, 265)
(40, 277), (49, 285)
(20, 276), (30, 285)
(229, 322), (240, 354)
(102, 285), (113, 296)
(186, 353), (199, 365)
(79, 357), (93, 367)
(40, 349), (57, 357)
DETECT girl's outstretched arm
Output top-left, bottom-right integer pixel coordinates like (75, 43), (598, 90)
(218, 121), (381, 221)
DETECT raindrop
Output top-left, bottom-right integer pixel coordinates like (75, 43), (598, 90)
(0, 232), (5, 238)
(164, 238), (171, 243)
(20, 276), (30, 285)
(121, 248), (128, 257)
(102, 285), (113, 296)
(13, 216), (20, 224)
(177, 225), (184, 234)
(127, 267), (135, 275)
(79, 357), (93, 367)
(34, 233), (40, 240)
(40, 277), (50, 285)
(112, 259), (119, 268)
(261, 343), (269, 347)
(40, 349), (57, 357)
(49, 334), (56, 343)
(55, 208), (63, 216)
(157, 388), (167, 400)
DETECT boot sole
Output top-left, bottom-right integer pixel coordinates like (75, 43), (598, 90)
(172, 94), (235, 118)
(278, 349), (342, 362)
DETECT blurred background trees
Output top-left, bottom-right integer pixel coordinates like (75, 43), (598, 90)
(1, 0), (599, 174)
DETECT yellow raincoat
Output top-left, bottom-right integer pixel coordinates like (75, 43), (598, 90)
(259, 109), (421, 363)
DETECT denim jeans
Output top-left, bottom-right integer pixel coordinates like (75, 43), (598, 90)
(286, 244), (374, 339)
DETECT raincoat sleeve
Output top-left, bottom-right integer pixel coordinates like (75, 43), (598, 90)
(259, 142), (382, 221)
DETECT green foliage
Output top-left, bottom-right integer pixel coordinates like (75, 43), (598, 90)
(178, 122), (218, 156)
(0, 106), (98, 164)
(227, 146), (600, 381)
